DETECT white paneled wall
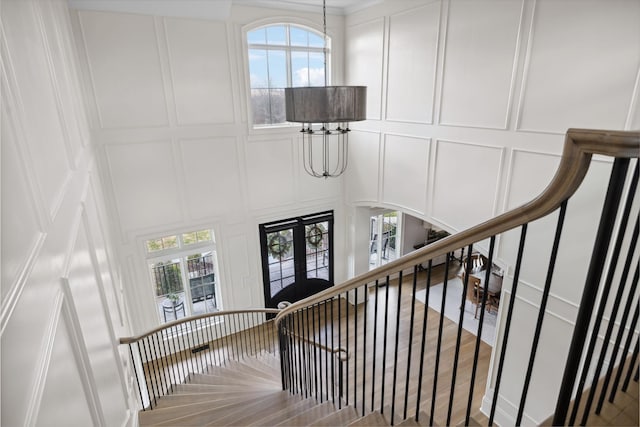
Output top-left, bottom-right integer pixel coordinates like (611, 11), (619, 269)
(344, 0), (639, 424)
(72, 5), (348, 334)
(1, 0), (131, 425)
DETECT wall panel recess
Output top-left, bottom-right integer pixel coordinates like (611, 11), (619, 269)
(345, 131), (381, 203)
(164, 18), (235, 125)
(346, 18), (385, 120)
(245, 139), (295, 209)
(179, 137), (243, 219)
(105, 141), (182, 230)
(79, 11), (169, 129)
(385, 2), (440, 123)
(431, 140), (503, 230)
(382, 134), (430, 213)
(517, 0), (640, 133)
(439, 0), (523, 129)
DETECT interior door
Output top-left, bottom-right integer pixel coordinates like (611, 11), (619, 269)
(259, 211), (334, 310)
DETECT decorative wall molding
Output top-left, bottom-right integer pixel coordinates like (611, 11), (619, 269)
(0, 232), (47, 337)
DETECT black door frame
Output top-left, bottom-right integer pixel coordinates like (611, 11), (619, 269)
(259, 210), (334, 310)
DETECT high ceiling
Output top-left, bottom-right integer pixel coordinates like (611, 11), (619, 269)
(68, 0), (383, 20)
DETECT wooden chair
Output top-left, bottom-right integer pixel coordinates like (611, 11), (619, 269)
(460, 269), (483, 318)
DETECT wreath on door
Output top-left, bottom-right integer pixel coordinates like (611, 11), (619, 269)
(267, 234), (290, 258)
(306, 224), (325, 248)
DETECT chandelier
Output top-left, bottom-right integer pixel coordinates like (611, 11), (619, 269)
(284, 0), (366, 178)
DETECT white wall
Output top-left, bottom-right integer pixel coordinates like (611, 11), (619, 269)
(1, 0), (133, 425)
(343, 0), (639, 425)
(71, 4), (351, 334)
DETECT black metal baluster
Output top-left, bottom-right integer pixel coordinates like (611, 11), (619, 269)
(372, 279), (380, 412)
(622, 338), (639, 392)
(172, 325), (185, 383)
(141, 337), (158, 408)
(331, 297), (336, 405)
(467, 237), (497, 425)
(196, 319), (207, 372)
(363, 284), (368, 416)
(609, 301), (640, 402)
(403, 266), (419, 420)
(216, 314), (227, 365)
(391, 270), (404, 425)
(346, 290), (350, 405)
(354, 287), (358, 411)
(150, 333), (167, 396)
(432, 257), (450, 424)
(449, 248), (474, 425)
(416, 259), (433, 423)
(554, 158), (630, 425)
(489, 227), (527, 426)
(311, 305), (318, 400)
(381, 275), (391, 414)
(580, 222), (638, 425)
(339, 293), (343, 406)
(596, 266), (639, 413)
(325, 300), (330, 403)
(517, 202), (567, 425)
(568, 164), (638, 424)
(316, 303), (323, 402)
(130, 344), (145, 410)
(159, 330), (175, 389)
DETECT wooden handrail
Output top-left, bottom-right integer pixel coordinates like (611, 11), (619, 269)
(120, 308), (280, 344)
(285, 328), (348, 357)
(275, 128), (640, 325)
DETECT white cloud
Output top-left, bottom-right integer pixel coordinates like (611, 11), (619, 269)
(294, 67), (325, 86)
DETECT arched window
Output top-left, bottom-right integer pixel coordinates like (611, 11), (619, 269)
(246, 24), (330, 126)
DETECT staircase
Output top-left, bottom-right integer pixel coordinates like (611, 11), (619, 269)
(138, 352), (433, 426)
(124, 130), (640, 426)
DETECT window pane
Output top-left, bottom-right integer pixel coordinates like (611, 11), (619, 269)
(147, 238), (163, 252)
(291, 51), (309, 86)
(162, 235), (178, 249)
(290, 26), (308, 46)
(196, 230), (212, 242)
(269, 89), (286, 123)
(308, 31), (324, 47)
(183, 232), (197, 245)
(247, 27), (266, 44)
(249, 49), (269, 88)
(251, 88), (272, 125)
(308, 52), (325, 86)
(266, 25), (286, 45)
(267, 50), (287, 88)
(187, 253), (217, 315)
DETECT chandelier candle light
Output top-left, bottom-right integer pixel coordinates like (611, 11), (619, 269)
(284, 0), (366, 178)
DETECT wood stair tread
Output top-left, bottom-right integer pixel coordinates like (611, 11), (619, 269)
(275, 401), (338, 426)
(140, 393), (274, 425)
(206, 391), (303, 426)
(187, 372), (279, 388)
(310, 406), (360, 426)
(348, 411), (389, 426)
(153, 390), (274, 409)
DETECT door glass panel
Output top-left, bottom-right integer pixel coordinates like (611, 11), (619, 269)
(151, 259), (186, 322)
(186, 252), (217, 315)
(267, 229), (295, 297)
(306, 221), (329, 280)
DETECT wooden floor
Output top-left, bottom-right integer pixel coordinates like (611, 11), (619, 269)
(140, 260), (638, 426)
(279, 262), (492, 426)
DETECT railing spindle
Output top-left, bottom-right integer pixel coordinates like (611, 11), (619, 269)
(554, 158), (631, 425)
(609, 301), (640, 403)
(404, 266), (419, 420)
(489, 227), (526, 426)
(622, 338), (639, 392)
(371, 280), (380, 413)
(381, 275), (391, 414)
(416, 259), (433, 423)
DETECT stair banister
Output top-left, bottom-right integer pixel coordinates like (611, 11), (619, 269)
(274, 128), (639, 425)
(275, 129), (639, 322)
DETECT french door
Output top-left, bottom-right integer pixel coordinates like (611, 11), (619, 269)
(259, 211), (334, 310)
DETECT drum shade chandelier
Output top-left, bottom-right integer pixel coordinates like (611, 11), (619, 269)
(284, 0), (366, 178)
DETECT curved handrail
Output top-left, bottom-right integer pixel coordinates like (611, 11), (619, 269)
(275, 128), (640, 325)
(120, 308), (281, 344)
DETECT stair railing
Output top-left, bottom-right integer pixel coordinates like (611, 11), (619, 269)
(275, 129), (640, 426)
(120, 308), (280, 409)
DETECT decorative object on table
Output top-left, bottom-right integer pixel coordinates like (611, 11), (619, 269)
(284, 0), (366, 178)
